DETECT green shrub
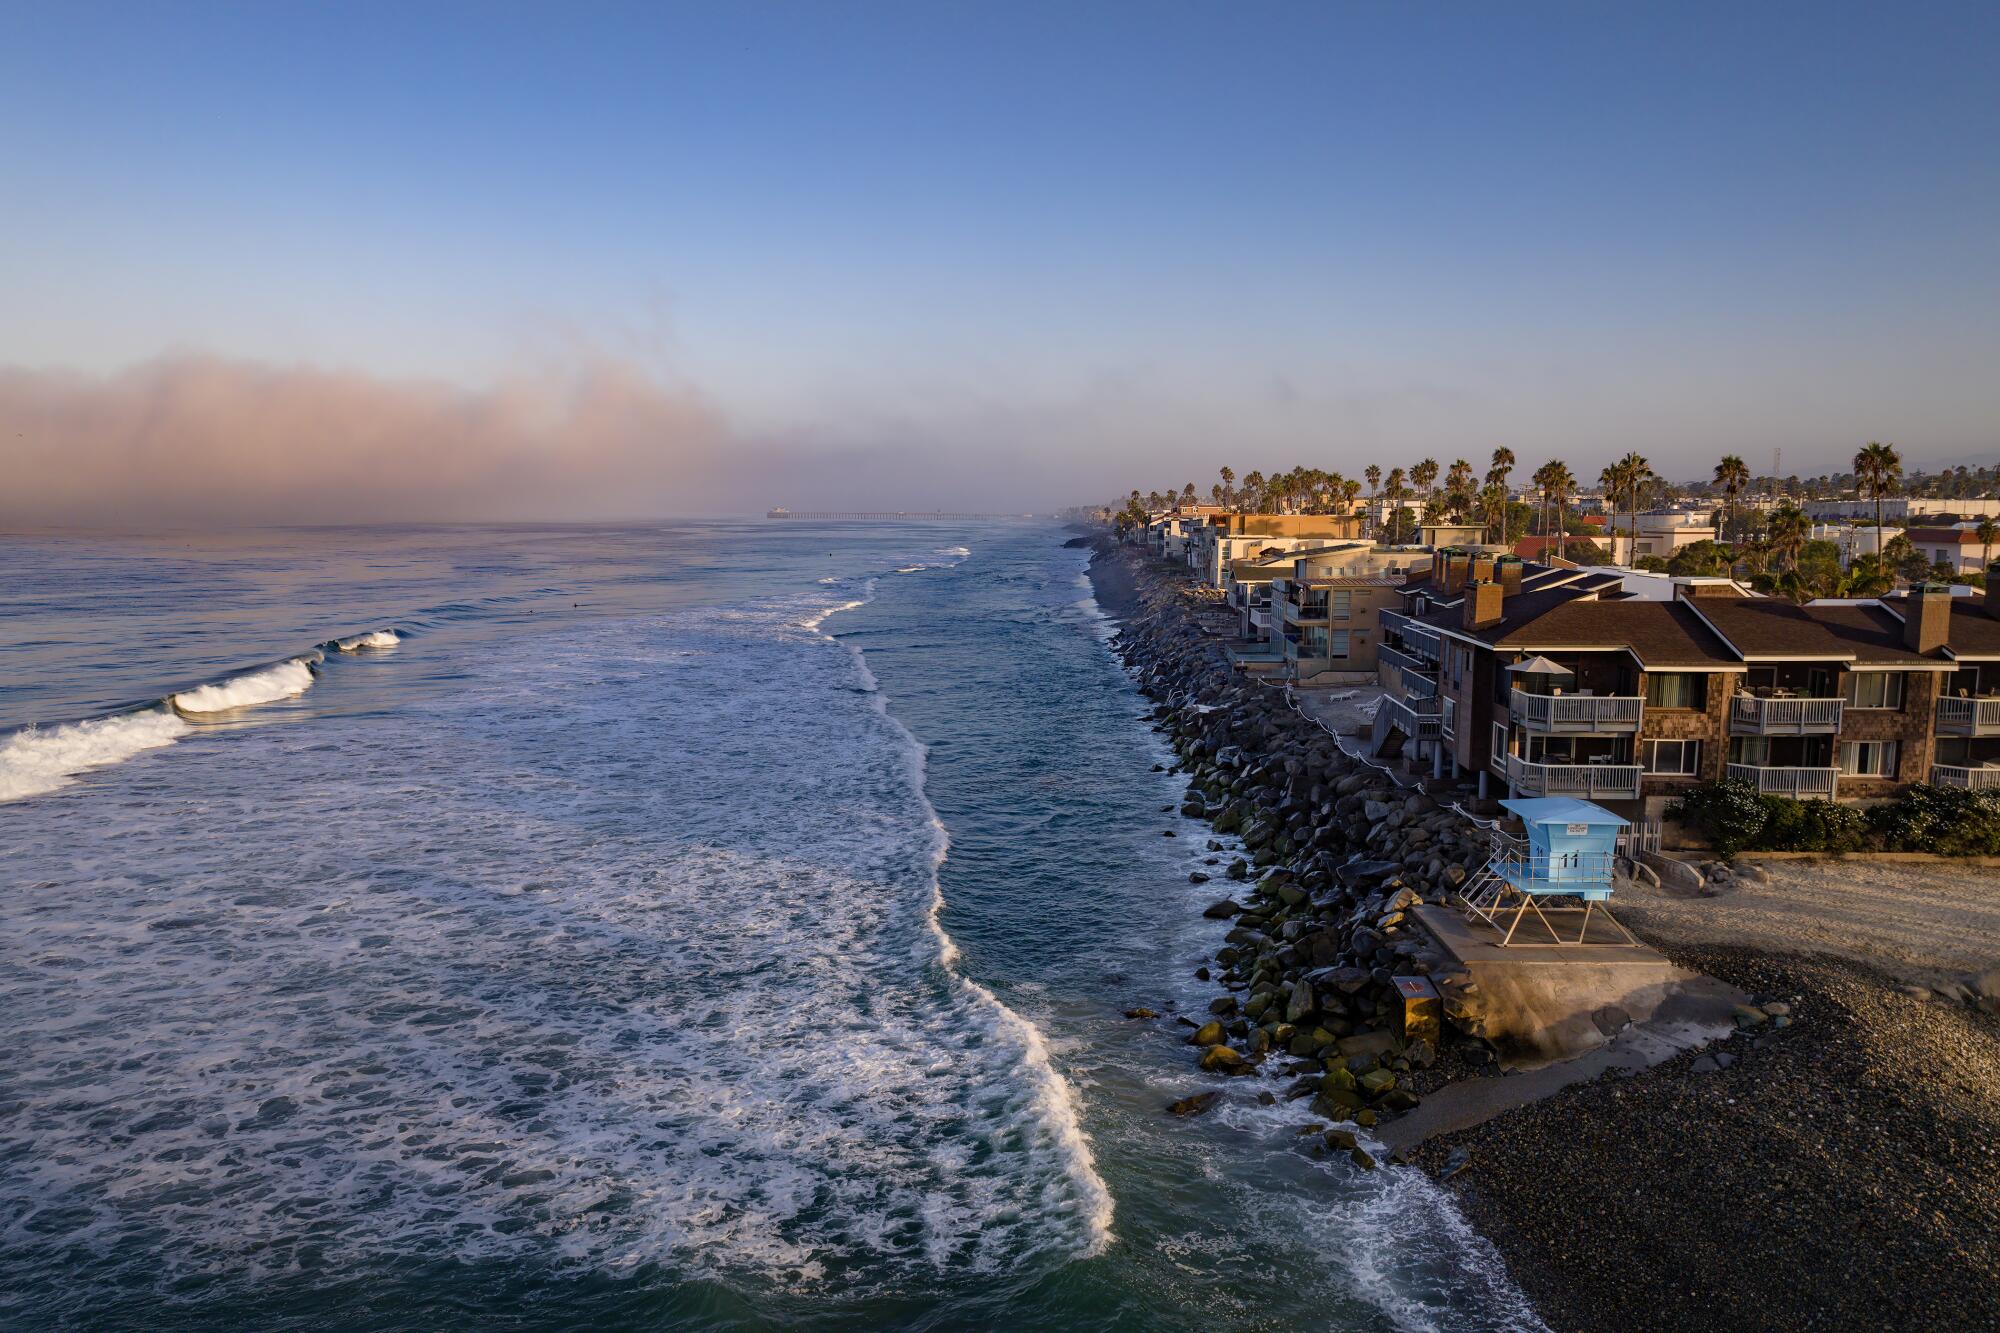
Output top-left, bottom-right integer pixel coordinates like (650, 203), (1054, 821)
(1668, 779), (1769, 856)
(1868, 786), (2000, 856)
(1675, 780), (2000, 856)
(1759, 797), (1866, 853)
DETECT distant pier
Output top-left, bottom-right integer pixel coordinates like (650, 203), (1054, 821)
(766, 508), (1031, 520)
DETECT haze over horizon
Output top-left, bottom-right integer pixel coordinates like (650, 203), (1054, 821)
(4, 2), (1997, 524)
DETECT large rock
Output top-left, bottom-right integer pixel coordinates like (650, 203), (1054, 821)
(1284, 979), (1316, 1024)
(1199, 1044), (1247, 1073)
(1189, 1020), (1226, 1047)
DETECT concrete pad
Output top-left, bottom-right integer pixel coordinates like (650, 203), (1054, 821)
(1377, 976), (1741, 1157)
(1414, 904), (1741, 1068)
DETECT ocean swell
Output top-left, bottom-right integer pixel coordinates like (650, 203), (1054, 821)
(170, 658), (317, 713)
(0, 707), (190, 802)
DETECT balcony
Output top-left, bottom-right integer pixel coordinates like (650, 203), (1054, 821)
(1400, 666), (1439, 699)
(1730, 695), (1844, 735)
(1378, 641), (1434, 679)
(1381, 695), (1443, 741)
(1726, 764), (1838, 799)
(1507, 756), (1642, 801)
(1282, 596), (1328, 626)
(1509, 688), (1643, 734)
(1935, 696), (2000, 737)
(1379, 611), (1440, 661)
(1931, 763), (2000, 790)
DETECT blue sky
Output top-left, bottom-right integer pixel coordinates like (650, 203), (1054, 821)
(3, 2), (1997, 513)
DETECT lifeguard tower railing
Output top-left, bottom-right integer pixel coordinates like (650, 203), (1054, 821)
(1459, 831), (1638, 948)
(1488, 849), (1618, 893)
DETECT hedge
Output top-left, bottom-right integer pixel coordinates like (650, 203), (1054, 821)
(1668, 779), (2000, 857)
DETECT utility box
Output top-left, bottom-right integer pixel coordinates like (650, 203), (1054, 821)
(1393, 975), (1441, 1045)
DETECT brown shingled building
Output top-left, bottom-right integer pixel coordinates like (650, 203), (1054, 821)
(1373, 549), (2000, 817)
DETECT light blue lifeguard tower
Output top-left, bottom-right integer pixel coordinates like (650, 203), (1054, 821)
(1459, 798), (1639, 947)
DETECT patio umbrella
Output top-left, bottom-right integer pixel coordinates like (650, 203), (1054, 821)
(1507, 656), (1574, 677)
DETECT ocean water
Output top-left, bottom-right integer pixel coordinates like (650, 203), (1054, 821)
(0, 521), (1541, 1330)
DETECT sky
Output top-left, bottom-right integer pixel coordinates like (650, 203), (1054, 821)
(2, 1), (1998, 522)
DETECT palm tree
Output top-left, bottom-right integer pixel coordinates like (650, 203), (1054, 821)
(1854, 441), (1903, 577)
(1439, 459), (1473, 523)
(1218, 466), (1236, 509)
(1979, 517), (1998, 582)
(1478, 482), (1509, 547)
(1599, 461), (1623, 562)
(1242, 470), (1265, 512)
(1767, 502), (1809, 576)
(1382, 467), (1409, 543)
(1365, 464), (1381, 501)
(1484, 448), (1515, 544)
(1538, 461), (1576, 561)
(1714, 455), (1750, 545)
(1410, 459), (1439, 528)
(1614, 452), (1654, 564)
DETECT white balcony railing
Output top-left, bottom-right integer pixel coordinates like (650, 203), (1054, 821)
(1935, 696), (2000, 737)
(1509, 689), (1643, 733)
(1730, 696), (1844, 735)
(1931, 763), (2000, 789)
(1726, 764), (1838, 798)
(1508, 756), (1642, 800)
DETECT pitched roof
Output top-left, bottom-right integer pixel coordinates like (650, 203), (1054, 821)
(1939, 601), (2000, 659)
(1464, 597), (1742, 668)
(1682, 595), (1943, 664)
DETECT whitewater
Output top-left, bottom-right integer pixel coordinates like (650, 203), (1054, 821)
(0, 521), (1538, 1330)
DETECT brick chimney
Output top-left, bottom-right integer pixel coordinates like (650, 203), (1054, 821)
(1438, 550), (1467, 595)
(1463, 579), (1506, 631)
(1496, 556), (1524, 597)
(1904, 584), (1952, 654)
(1469, 553), (1496, 585)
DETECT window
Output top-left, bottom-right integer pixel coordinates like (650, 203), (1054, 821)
(1840, 740), (1898, 777)
(1843, 672), (1905, 709)
(1644, 739), (1702, 776)
(1327, 630), (1351, 659)
(1645, 673), (1706, 710)
(1442, 696), (1457, 736)
(1731, 736), (1771, 765)
(1491, 721), (1509, 770)
(1329, 590), (1353, 620)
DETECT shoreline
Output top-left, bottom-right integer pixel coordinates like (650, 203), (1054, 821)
(1084, 536), (2000, 1333)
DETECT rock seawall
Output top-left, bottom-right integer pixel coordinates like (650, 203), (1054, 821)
(1090, 540), (1501, 1134)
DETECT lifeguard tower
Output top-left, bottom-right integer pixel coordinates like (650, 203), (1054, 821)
(1459, 797), (1638, 947)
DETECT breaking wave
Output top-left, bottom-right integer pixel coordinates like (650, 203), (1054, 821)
(171, 658), (318, 713)
(7, 642), (351, 804)
(0, 707), (190, 802)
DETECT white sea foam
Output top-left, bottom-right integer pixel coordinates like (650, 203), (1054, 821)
(334, 629), (400, 650)
(0, 587), (1116, 1298)
(812, 588), (1116, 1252)
(0, 707), (190, 802)
(934, 546), (970, 558)
(170, 658), (316, 712)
